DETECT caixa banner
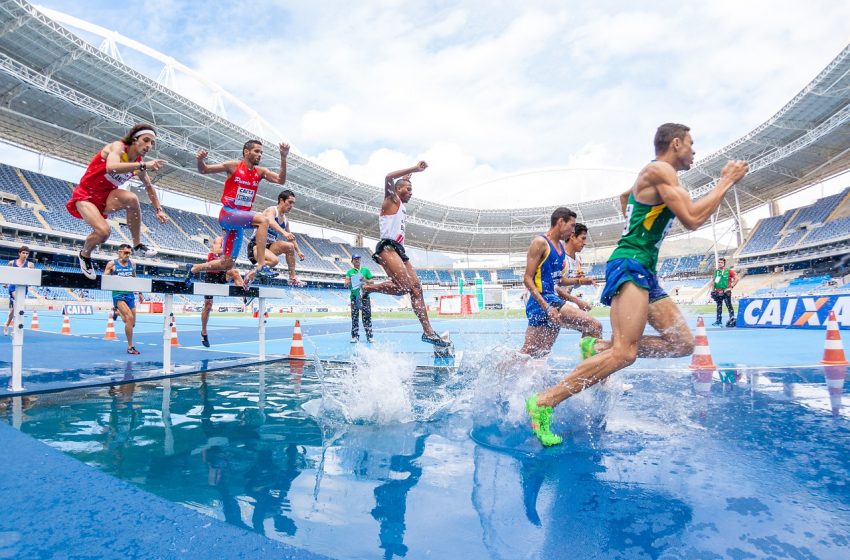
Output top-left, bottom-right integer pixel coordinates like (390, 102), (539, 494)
(736, 295), (850, 329)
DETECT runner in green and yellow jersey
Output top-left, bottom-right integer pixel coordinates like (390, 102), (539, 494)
(527, 123), (749, 446)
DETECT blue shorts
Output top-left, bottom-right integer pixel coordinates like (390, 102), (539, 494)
(113, 293), (136, 310)
(526, 293), (565, 327)
(600, 258), (668, 306)
(219, 206), (257, 258)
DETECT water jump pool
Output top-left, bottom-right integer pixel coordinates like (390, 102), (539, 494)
(1, 316), (848, 559)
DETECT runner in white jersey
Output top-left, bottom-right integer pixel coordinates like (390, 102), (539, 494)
(363, 161), (450, 347)
(247, 189), (306, 286)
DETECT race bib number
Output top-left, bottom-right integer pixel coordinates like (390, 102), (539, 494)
(235, 186), (255, 207)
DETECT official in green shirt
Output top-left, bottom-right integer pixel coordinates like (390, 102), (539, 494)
(345, 254), (374, 343)
(711, 257), (737, 327)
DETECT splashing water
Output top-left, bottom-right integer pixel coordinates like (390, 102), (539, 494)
(315, 344), (417, 425)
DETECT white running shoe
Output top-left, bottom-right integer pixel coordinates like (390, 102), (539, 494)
(133, 243), (158, 258)
(78, 252), (96, 280)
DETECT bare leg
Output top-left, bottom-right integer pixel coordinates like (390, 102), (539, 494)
(519, 325), (560, 358)
(365, 249), (437, 337)
(269, 241), (297, 279)
(75, 201), (111, 257)
(557, 305), (603, 338)
(251, 214), (270, 274)
(536, 282), (649, 409)
(116, 300), (135, 349)
(191, 256), (235, 275)
(591, 297), (693, 358)
(103, 190), (144, 247)
(201, 298), (212, 337)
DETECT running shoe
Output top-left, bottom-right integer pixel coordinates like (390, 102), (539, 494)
(421, 332), (451, 347)
(201, 334), (210, 348)
(351, 336), (359, 343)
(712, 320), (722, 327)
(579, 336), (598, 360)
(127, 346), (140, 355)
(78, 251), (96, 280)
(133, 243), (158, 258)
(366, 335), (374, 343)
(257, 265), (279, 279)
(184, 263), (195, 287)
(525, 394), (563, 447)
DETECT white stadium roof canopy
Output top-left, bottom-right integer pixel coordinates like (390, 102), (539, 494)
(1, 0), (849, 253)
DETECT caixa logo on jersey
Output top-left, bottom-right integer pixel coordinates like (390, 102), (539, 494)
(63, 304), (93, 316)
(736, 295), (850, 329)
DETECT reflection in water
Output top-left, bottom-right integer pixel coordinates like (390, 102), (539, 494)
(4, 361), (850, 559)
(370, 434), (427, 559)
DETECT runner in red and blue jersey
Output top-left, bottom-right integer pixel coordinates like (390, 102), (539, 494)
(185, 140), (290, 286)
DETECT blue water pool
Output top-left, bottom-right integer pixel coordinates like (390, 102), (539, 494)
(3, 340), (848, 559)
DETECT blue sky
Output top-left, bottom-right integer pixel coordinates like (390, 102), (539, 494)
(5, 1), (850, 257)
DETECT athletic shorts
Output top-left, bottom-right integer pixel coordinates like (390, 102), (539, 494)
(373, 238), (409, 264)
(8, 286), (26, 304)
(246, 237), (273, 265)
(526, 293), (565, 328)
(600, 258), (668, 306)
(112, 293), (136, 310)
(66, 184), (115, 219)
(218, 206), (256, 257)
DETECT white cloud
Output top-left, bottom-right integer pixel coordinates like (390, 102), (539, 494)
(31, 0), (850, 216)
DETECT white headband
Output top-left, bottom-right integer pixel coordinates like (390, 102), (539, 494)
(132, 129), (156, 139)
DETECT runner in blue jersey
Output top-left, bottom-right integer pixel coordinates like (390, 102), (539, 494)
(246, 189), (306, 286)
(4, 245), (34, 335)
(103, 244), (140, 354)
(527, 123), (749, 446)
(520, 219), (602, 358)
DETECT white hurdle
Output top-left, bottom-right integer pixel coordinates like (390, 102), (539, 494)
(0, 267), (288, 392)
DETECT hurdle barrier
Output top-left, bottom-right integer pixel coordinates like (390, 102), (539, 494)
(0, 268), (290, 391)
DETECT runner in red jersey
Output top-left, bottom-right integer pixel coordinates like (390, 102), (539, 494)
(200, 236), (244, 348)
(67, 123), (168, 279)
(185, 140), (290, 286)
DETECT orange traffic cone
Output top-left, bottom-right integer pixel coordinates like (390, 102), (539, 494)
(104, 312), (118, 340)
(60, 314), (71, 335)
(289, 319), (306, 359)
(821, 310), (849, 365)
(30, 310), (39, 330)
(170, 324), (179, 347)
(689, 316), (716, 370)
(252, 308), (259, 319)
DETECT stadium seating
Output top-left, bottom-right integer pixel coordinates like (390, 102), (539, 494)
(0, 204), (42, 229)
(0, 164), (40, 205)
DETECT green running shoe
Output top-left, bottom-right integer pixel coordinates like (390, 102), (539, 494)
(526, 394), (563, 447)
(580, 336), (598, 360)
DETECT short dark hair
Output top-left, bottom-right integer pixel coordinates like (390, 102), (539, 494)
(718, 257), (727, 263)
(654, 123), (690, 155)
(395, 178), (411, 189)
(572, 223), (588, 237)
(121, 123), (156, 145)
(118, 243), (132, 251)
(243, 139), (263, 155)
(278, 189), (295, 203)
(550, 207), (577, 227)
(18, 245), (29, 253)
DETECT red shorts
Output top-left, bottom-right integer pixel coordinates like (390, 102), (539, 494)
(66, 184), (115, 219)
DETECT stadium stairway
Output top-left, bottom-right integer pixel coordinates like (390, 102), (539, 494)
(14, 167), (45, 207)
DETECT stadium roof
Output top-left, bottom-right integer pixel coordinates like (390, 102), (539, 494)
(1, 0), (849, 253)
